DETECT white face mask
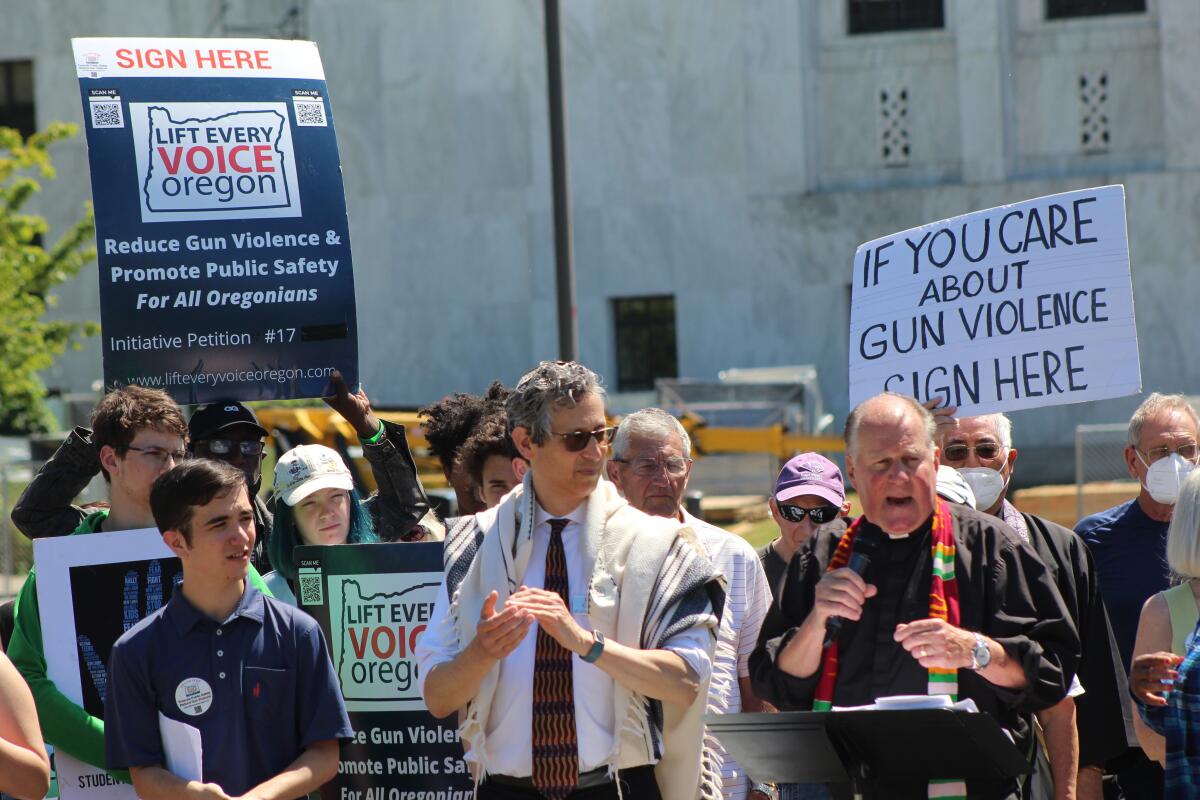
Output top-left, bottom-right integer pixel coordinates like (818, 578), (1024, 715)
(957, 467), (1007, 511)
(1139, 453), (1197, 505)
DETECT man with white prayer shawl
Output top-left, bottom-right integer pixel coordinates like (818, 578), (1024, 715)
(417, 361), (723, 800)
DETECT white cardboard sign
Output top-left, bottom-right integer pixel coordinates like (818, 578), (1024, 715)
(36, 528), (176, 800)
(848, 185), (1141, 415)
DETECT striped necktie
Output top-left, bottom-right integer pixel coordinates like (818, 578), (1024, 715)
(531, 518), (579, 799)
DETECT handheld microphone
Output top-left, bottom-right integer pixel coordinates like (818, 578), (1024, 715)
(823, 527), (883, 648)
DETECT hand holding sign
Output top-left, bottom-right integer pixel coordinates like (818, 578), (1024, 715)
(322, 371), (379, 440)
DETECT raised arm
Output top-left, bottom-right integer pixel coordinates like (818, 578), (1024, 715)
(11, 427), (99, 540)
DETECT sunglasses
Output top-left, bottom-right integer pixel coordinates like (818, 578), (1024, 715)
(199, 439), (265, 457)
(778, 504), (840, 525)
(550, 426), (616, 452)
(941, 442), (1003, 462)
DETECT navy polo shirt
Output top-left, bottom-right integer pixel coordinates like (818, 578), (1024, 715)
(1077, 498), (1171, 671)
(105, 583), (352, 795)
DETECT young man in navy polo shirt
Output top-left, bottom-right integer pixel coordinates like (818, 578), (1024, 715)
(105, 459), (352, 800)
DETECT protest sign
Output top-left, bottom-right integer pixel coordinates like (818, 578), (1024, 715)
(848, 185), (1140, 415)
(295, 542), (472, 799)
(71, 37), (357, 403)
(35, 528), (181, 800)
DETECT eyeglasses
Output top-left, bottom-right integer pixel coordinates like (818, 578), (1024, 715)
(550, 426), (616, 452)
(199, 439), (265, 457)
(125, 446), (187, 465)
(777, 504), (840, 525)
(941, 442), (1004, 462)
(611, 456), (693, 478)
(1139, 443), (1200, 464)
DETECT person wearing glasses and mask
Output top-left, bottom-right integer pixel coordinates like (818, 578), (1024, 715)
(934, 409), (1134, 800)
(759, 454), (852, 601)
(607, 408), (772, 800)
(1075, 394), (1200, 799)
(416, 361), (723, 800)
(7, 386), (274, 783)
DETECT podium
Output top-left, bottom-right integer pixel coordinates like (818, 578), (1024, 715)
(706, 710), (1030, 797)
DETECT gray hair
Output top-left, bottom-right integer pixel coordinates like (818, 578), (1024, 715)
(612, 408), (692, 460)
(1168, 469), (1200, 579)
(1128, 392), (1200, 448)
(844, 392), (936, 456)
(505, 361), (606, 444)
(956, 413), (1013, 449)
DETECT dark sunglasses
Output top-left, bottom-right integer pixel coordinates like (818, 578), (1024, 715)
(778, 504), (840, 525)
(198, 439), (265, 457)
(941, 442), (1003, 462)
(550, 426), (616, 452)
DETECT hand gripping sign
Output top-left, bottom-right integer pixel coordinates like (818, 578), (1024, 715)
(72, 38), (358, 404)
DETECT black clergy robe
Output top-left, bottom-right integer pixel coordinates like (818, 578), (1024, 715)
(749, 504), (1079, 799)
(1020, 511), (1137, 768)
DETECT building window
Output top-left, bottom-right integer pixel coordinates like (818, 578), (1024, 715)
(0, 61), (35, 138)
(612, 295), (678, 392)
(848, 0), (944, 34)
(1047, 0), (1146, 19)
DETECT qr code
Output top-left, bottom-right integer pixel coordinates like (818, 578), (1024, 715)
(293, 101), (327, 127)
(89, 101), (124, 129)
(298, 574), (324, 605)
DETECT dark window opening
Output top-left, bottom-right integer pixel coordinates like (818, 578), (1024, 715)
(848, 0), (944, 34)
(1047, 0), (1146, 19)
(612, 295), (678, 392)
(0, 61), (35, 138)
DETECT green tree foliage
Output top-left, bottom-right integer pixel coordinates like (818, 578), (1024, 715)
(0, 123), (98, 434)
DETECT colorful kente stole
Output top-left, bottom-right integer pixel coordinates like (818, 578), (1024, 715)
(812, 500), (966, 799)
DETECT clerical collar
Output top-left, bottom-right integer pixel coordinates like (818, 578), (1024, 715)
(860, 514), (933, 540)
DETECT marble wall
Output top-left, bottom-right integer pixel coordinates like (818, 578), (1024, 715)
(4, 0), (1197, 485)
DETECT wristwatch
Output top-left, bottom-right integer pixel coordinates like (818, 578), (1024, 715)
(582, 630), (606, 663)
(970, 632), (992, 671)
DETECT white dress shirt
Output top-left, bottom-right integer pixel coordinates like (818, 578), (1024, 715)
(686, 512), (772, 800)
(416, 501), (713, 778)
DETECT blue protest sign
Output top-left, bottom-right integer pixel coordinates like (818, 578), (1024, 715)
(72, 38), (357, 403)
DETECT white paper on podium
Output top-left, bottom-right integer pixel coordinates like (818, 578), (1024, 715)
(158, 713), (203, 781)
(831, 695), (980, 713)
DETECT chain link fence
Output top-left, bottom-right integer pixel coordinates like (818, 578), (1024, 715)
(1073, 423), (1132, 521)
(0, 458), (36, 598)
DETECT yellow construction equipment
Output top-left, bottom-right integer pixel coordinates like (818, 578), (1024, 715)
(250, 406), (843, 493)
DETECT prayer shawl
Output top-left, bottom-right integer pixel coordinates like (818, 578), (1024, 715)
(813, 500), (966, 800)
(441, 474), (723, 800)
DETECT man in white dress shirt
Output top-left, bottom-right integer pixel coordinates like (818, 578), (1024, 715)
(417, 361), (723, 800)
(607, 408), (772, 800)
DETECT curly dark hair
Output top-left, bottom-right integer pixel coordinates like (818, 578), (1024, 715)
(458, 413), (521, 487)
(419, 381), (509, 475)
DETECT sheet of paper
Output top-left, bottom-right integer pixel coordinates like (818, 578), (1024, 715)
(158, 712), (203, 781)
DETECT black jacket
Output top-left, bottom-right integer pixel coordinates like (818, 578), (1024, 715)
(1021, 510), (1137, 768)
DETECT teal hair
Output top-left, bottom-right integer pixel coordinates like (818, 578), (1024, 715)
(268, 487), (378, 581)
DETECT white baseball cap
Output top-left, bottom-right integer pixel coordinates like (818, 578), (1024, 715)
(274, 444), (353, 506)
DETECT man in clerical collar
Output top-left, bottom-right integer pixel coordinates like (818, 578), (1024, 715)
(416, 361), (722, 800)
(750, 392), (1078, 799)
